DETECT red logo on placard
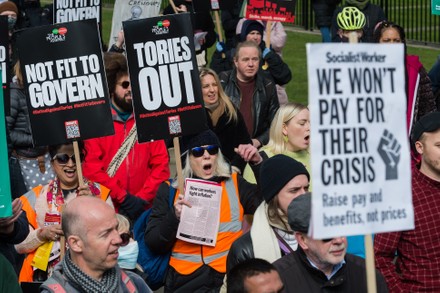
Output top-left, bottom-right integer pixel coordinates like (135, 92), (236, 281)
(162, 20), (170, 27)
(58, 27), (68, 35)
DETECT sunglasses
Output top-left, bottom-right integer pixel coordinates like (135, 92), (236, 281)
(120, 232), (132, 246)
(118, 81), (130, 89)
(322, 238), (333, 243)
(52, 153), (84, 165)
(190, 145), (219, 157)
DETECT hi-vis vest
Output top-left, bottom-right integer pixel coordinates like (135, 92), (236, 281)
(18, 184), (110, 283)
(169, 173), (243, 275)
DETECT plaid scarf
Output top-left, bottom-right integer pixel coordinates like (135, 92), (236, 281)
(62, 250), (119, 293)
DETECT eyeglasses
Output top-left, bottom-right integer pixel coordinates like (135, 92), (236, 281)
(190, 145), (219, 157)
(117, 81), (130, 89)
(52, 153), (84, 165)
(322, 238), (334, 243)
(120, 232), (132, 246)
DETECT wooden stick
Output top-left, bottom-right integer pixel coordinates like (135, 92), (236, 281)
(214, 10), (225, 58)
(364, 234), (377, 293)
(265, 21), (272, 48)
(169, 0), (178, 14)
(73, 141), (84, 188)
(173, 137), (184, 193)
(347, 32), (376, 293)
(59, 204), (65, 260)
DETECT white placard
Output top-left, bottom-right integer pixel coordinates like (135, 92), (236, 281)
(176, 178), (222, 246)
(307, 43), (414, 239)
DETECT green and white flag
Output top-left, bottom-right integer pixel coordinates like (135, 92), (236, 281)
(0, 77), (12, 218)
(432, 0), (440, 15)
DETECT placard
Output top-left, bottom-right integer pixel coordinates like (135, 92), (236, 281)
(108, 0), (161, 48)
(246, 0), (295, 23)
(54, 0), (101, 24)
(0, 84), (12, 218)
(0, 16), (10, 115)
(307, 43), (413, 239)
(16, 20), (114, 146)
(432, 0), (440, 15)
(123, 13), (207, 142)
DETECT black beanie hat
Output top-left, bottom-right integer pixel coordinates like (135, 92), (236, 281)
(241, 20), (265, 42)
(180, 129), (221, 159)
(287, 192), (311, 233)
(260, 155), (310, 203)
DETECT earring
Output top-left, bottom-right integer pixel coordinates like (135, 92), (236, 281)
(283, 135), (288, 143)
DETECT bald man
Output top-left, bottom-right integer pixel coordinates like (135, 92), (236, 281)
(40, 196), (151, 293)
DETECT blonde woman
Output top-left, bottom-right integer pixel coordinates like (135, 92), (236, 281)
(243, 102), (310, 183)
(200, 68), (252, 173)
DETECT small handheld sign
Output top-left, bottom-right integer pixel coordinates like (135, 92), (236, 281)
(246, 0), (296, 23)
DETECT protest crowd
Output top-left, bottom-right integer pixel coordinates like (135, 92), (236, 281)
(1, 0), (440, 292)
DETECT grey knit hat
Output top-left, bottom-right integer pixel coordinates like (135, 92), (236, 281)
(287, 192), (311, 233)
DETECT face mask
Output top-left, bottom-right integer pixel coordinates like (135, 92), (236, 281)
(117, 241), (139, 270)
(7, 17), (16, 30)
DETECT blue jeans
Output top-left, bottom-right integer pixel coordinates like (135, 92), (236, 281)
(320, 26), (332, 43)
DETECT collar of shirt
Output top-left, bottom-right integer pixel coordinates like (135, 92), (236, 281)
(306, 257), (346, 280)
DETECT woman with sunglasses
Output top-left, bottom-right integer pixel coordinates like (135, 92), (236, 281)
(200, 68), (252, 174)
(16, 142), (113, 283)
(145, 130), (262, 292)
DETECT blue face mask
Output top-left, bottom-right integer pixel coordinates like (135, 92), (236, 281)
(7, 16), (16, 30)
(117, 241), (139, 270)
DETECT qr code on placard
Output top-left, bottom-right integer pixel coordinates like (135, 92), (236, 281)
(65, 120), (81, 139)
(168, 115), (182, 135)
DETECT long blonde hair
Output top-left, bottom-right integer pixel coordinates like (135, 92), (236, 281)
(265, 102), (308, 154)
(199, 67), (237, 123)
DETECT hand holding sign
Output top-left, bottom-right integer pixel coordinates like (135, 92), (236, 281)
(377, 129), (401, 180)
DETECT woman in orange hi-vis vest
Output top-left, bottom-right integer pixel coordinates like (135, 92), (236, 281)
(145, 130), (263, 292)
(16, 141), (112, 283)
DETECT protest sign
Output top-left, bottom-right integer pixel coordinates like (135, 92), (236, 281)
(307, 43), (413, 239)
(123, 13), (207, 142)
(433, 0), (440, 15)
(177, 178), (222, 246)
(0, 84), (12, 218)
(0, 17), (10, 115)
(16, 19), (114, 146)
(246, 0), (295, 23)
(108, 0), (161, 48)
(54, 0), (101, 24)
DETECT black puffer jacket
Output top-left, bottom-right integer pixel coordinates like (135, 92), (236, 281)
(218, 69), (279, 145)
(312, 0), (341, 28)
(6, 81), (47, 157)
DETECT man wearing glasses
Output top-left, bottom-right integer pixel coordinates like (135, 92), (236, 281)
(273, 193), (388, 292)
(82, 52), (170, 223)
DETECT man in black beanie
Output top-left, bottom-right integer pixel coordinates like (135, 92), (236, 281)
(273, 193), (388, 292)
(226, 154), (310, 274)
